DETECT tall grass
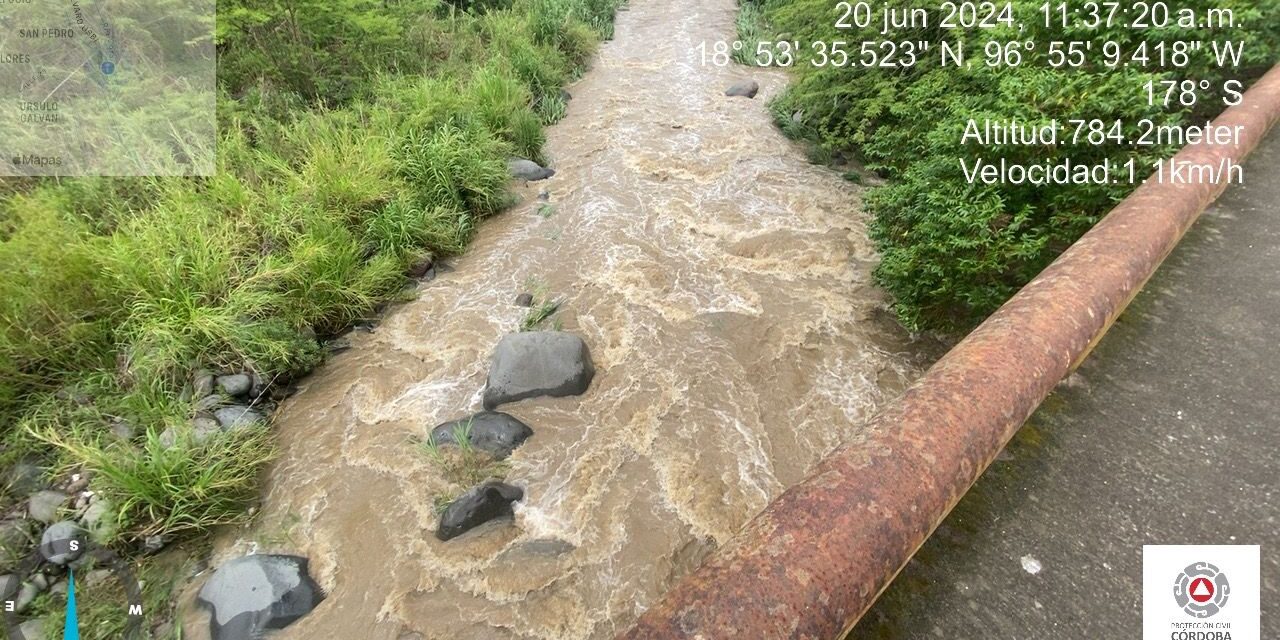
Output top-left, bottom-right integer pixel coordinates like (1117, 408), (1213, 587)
(32, 425), (275, 541)
(732, 1), (770, 66)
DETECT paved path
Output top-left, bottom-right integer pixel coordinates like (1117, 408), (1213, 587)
(850, 130), (1280, 638)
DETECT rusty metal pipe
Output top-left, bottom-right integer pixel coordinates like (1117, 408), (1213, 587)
(617, 64), (1280, 640)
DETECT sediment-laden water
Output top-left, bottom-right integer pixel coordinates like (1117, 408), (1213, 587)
(182, 0), (927, 636)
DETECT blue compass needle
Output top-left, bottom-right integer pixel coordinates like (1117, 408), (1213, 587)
(63, 569), (80, 640)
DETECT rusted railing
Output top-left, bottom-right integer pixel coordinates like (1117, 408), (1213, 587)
(616, 64), (1280, 640)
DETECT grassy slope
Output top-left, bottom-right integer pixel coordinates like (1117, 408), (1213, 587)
(1, 0), (621, 635)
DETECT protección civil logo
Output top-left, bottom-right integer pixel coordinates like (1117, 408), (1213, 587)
(1144, 545), (1260, 640)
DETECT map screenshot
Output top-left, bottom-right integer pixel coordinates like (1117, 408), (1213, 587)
(1, 0), (213, 175)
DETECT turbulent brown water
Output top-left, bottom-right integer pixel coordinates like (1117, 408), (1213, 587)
(182, 0), (928, 637)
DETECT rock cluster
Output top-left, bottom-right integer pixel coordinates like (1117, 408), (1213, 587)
(0, 502), (96, 619)
(431, 325), (596, 541)
(1, 371), (269, 594)
(1, 469), (116, 571)
(161, 369), (271, 447)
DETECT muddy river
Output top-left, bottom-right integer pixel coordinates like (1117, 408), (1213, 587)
(183, 0), (927, 637)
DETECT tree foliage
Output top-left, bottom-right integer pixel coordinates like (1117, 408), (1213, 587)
(758, 0), (1279, 331)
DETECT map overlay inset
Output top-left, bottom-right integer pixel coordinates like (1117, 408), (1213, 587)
(1, 0), (214, 175)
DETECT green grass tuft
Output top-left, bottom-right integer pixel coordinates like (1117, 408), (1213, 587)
(521, 300), (562, 332)
(31, 423), (275, 543)
(421, 419), (511, 504)
(732, 1), (772, 66)
(519, 286), (563, 331)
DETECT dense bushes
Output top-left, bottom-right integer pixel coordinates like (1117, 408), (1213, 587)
(0, 0), (622, 549)
(750, 0), (1278, 331)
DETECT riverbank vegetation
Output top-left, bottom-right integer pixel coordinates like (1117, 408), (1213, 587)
(1, 0), (621, 632)
(739, 0), (1278, 331)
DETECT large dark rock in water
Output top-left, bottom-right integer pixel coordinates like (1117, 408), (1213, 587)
(197, 555), (324, 640)
(507, 157), (555, 181)
(724, 80), (759, 98)
(436, 482), (524, 541)
(430, 411), (533, 459)
(482, 331), (595, 409)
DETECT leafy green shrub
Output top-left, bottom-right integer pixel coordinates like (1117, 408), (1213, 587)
(758, 0), (1279, 331)
(217, 0), (429, 104)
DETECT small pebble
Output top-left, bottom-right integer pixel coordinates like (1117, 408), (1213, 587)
(1020, 554), (1043, 575)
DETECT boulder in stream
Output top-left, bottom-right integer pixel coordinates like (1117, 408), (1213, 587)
(724, 79), (759, 98)
(508, 157), (555, 181)
(482, 331), (595, 409)
(197, 554), (324, 640)
(436, 481), (524, 541)
(430, 411), (533, 459)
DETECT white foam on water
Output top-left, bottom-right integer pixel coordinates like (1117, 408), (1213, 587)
(194, 0), (929, 637)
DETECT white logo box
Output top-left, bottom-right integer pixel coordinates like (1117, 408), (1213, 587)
(1143, 545), (1260, 640)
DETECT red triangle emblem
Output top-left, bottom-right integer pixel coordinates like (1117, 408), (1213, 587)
(1190, 577), (1214, 603)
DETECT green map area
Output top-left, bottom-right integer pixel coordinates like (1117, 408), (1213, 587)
(0, 0), (214, 175)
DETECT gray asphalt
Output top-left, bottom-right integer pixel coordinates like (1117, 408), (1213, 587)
(849, 130), (1280, 639)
